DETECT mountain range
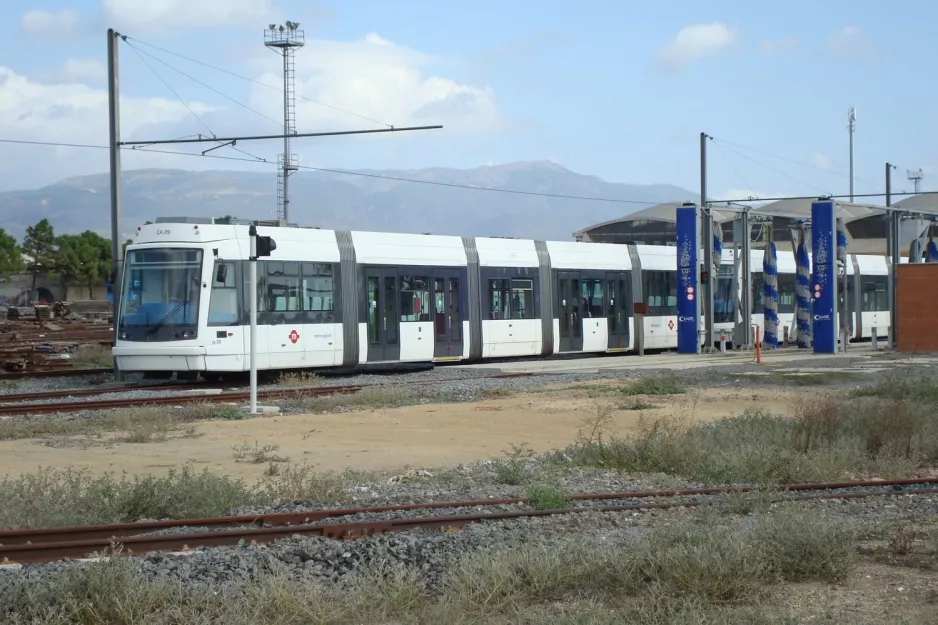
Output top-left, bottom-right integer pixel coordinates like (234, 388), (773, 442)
(0, 161), (694, 242)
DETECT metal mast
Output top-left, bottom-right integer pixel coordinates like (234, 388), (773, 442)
(847, 107), (856, 201)
(265, 22), (305, 224)
(907, 169), (924, 194)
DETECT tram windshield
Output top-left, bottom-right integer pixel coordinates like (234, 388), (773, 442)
(118, 248), (203, 341)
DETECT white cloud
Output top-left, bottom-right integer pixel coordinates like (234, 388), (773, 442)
(244, 33), (502, 137)
(100, 0), (281, 35)
(0, 65), (217, 189)
(759, 36), (799, 54)
(0, 31), (502, 190)
(656, 22), (738, 74)
(827, 26), (874, 58)
(33, 59), (108, 87)
(19, 9), (81, 35)
(813, 153), (832, 170)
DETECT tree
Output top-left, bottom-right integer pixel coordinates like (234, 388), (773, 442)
(0, 228), (24, 280)
(21, 219), (56, 298)
(56, 231), (112, 299)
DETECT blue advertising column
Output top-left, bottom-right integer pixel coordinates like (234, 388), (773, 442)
(676, 203), (700, 354)
(811, 200), (837, 353)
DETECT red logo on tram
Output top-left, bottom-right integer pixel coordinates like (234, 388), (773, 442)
(288, 329), (300, 344)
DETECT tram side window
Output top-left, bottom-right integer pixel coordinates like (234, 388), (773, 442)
(645, 271), (676, 316)
(208, 260), (239, 325)
(266, 261), (301, 312)
(580, 279), (603, 317)
(511, 279), (534, 319)
(488, 279), (512, 320)
(861, 277), (888, 311)
(399, 276), (430, 321)
(301, 262), (334, 312)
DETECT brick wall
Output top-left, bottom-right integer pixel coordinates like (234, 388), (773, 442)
(897, 264), (938, 352)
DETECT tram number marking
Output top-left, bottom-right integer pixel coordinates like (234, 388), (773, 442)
(156, 229), (171, 235)
(288, 329), (300, 344)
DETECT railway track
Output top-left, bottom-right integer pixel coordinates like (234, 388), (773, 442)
(0, 382), (212, 402)
(0, 477), (934, 564)
(0, 367), (112, 381)
(0, 371), (538, 415)
(0, 384), (366, 416)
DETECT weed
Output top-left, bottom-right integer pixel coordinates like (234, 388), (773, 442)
(0, 513), (865, 624)
(718, 487), (777, 516)
(492, 442), (535, 485)
(71, 343), (113, 368)
(275, 371), (323, 387)
(618, 374), (685, 396)
(231, 441), (287, 464)
(756, 506), (856, 583)
(555, 392), (938, 484)
(526, 484), (568, 510)
(617, 397), (657, 411)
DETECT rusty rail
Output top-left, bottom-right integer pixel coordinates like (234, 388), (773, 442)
(0, 383), (210, 402)
(0, 384), (364, 416)
(0, 368), (112, 381)
(1, 477), (935, 564)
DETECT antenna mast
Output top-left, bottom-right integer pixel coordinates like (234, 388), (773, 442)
(847, 107), (856, 201)
(907, 169), (924, 194)
(265, 22), (305, 224)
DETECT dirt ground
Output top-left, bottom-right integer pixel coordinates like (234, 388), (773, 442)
(0, 382), (804, 479)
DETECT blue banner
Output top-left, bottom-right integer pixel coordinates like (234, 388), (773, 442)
(811, 200), (837, 353)
(676, 205), (700, 354)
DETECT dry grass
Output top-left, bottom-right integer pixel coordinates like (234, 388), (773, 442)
(0, 462), (371, 531)
(0, 508), (860, 624)
(553, 374), (938, 484)
(70, 343), (113, 368)
(0, 406), (212, 446)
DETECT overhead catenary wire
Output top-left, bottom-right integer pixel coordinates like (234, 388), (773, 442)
(124, 40), (284, 131)
(707, 136), (831, 196)
(123, 41), (269, 163)
(122, 35), (394, 129)
(709, 136), (880, 188)
(2, 136), (937, 208)
(711, 142), (760, 201)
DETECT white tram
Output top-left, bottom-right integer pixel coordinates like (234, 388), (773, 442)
(111, 217), (891, 378)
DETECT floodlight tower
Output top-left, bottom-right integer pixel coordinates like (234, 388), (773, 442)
(265, 21), (305, 223)
(907, 168), (924, 194)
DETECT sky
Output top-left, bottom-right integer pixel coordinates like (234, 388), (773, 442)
(1, 0), (936, 204)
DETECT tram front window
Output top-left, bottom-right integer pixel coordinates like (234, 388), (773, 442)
(118, 248), (203, 341)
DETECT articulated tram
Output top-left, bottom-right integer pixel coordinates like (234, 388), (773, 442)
(112, 218), (891, 378)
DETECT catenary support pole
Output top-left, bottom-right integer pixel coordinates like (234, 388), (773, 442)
(249, 225), (258, 414)
(886, 163), (899, 349)
(741, 208), (752, 349)
(700, 132), (714, 351)
(107, 28), (124, 381)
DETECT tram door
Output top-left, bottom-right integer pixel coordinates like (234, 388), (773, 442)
(432, 270), (464, 359)
(365, 267), (401, 362)
(557, 271), (583, 352)
(606, 271), (631, 350)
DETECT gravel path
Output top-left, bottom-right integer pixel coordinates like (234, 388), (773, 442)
(1, 351), (929, 420)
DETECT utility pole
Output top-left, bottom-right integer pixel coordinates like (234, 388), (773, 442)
(700, 132), (714, 351)
(265, 22), (305, 224)
(847, 107), (856, 201)
(107, 28), (124, 381)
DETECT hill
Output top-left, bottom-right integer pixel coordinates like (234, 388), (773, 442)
(0, 161), (694, 241)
